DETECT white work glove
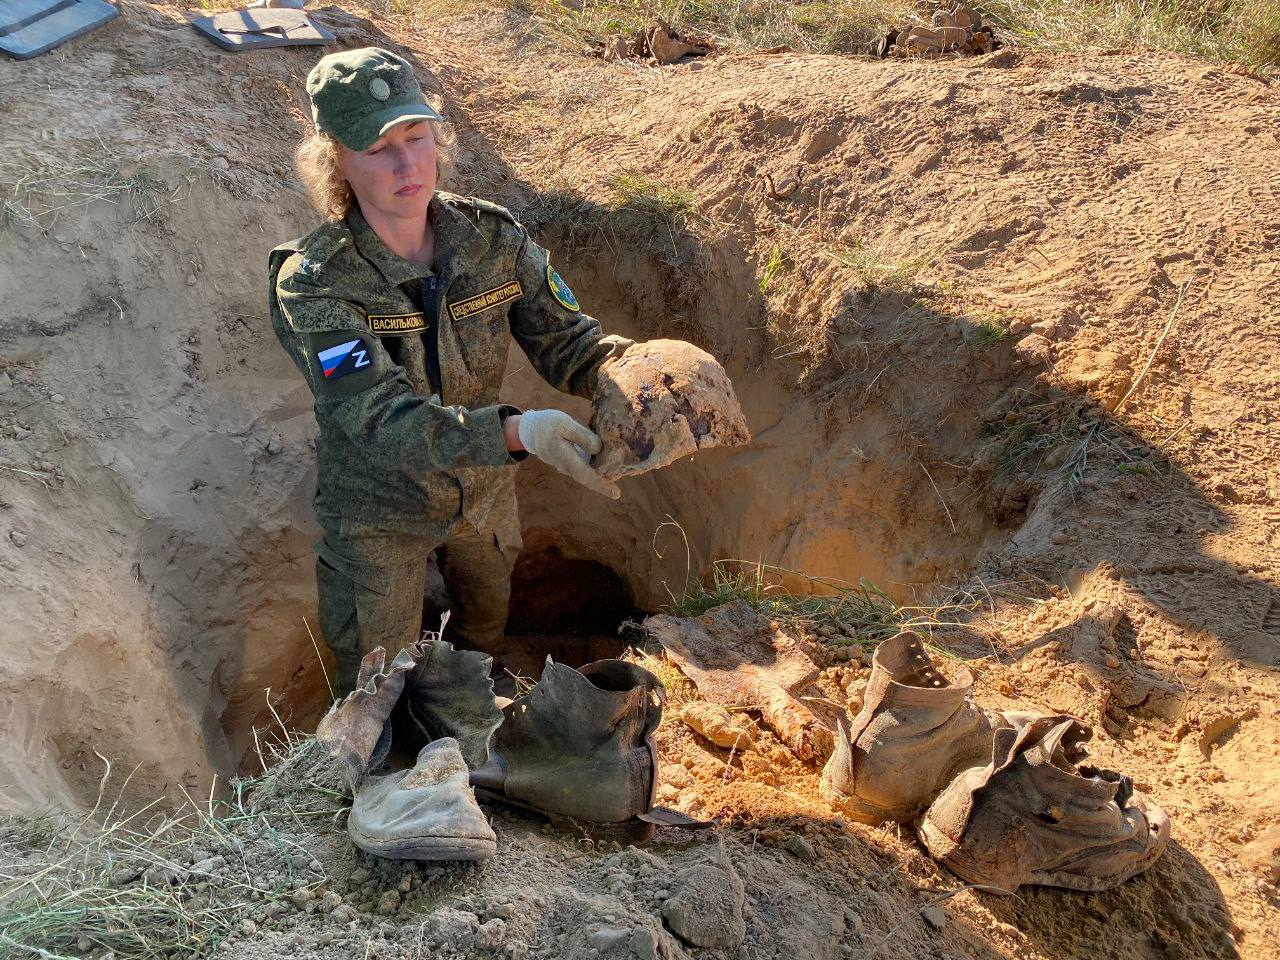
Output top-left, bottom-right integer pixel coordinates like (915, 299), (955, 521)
(517, 409), (620, 500)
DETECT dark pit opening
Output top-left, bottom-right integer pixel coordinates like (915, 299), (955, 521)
(502, 546), (641, 678)
(426, 545), (642, 682)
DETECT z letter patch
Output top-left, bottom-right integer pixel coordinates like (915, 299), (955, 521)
(317, 338), (372, 380)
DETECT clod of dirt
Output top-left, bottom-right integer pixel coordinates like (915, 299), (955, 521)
(592, 339), (750, 481)
(602, 18), (712, 65)
(679, 702), (755, 750)
(660, 855), (746, 949)
(1240, 824), (1280, 883)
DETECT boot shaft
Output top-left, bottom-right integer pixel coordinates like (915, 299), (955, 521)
(487, 658), (665, 825)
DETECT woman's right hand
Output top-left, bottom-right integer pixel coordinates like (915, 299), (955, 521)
(515, 409), (621, 500)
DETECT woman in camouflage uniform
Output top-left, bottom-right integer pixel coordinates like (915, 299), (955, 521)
(269, 47), (631, 692)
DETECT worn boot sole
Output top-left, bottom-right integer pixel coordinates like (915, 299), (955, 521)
(917, 797), (1172, 893)
(473, 786), (657, 843)
(347, 821), (498, 861)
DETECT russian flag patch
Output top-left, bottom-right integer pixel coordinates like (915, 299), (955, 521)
(316, 338), (372, 380)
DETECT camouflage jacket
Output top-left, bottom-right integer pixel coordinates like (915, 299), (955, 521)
(269, 192), (632, 540)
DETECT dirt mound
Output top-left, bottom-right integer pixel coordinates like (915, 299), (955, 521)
(2, 1), (1279, 958)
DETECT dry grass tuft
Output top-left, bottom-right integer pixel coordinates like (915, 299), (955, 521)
(481, 0), (1279, 65)
(0, 733), (347, 959)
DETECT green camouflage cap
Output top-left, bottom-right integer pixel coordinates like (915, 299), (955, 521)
(306, 47), (443, 151)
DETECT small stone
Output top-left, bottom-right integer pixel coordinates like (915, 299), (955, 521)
(349, 868), (371, 884)
(240, 919), (258, 936)
(1014, 333), (1052, 366)
(784, 834), (816, 861)
(0, 372), (11, 393)
(49, 393), (65, 404)
(1105, 655), (1120, 669)
(9, 530), (27, 547)
(921, 904), (947, 931)
(264, 435), (283, 456)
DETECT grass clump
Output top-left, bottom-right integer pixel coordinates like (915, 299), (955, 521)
(608, 170), (700, 228)
(966, 314), (1012, 351)
(662, 558), (986, 646)
(0, 734), (347, 959)
(758, 244), (787, 295)
(1, 156), (171, 232)
(823, 237), (939, 292)
(987, 397), (1159, 500)
(498, 0), (1278, 66)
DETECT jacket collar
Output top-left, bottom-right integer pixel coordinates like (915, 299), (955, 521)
(347, 194), (489, 289)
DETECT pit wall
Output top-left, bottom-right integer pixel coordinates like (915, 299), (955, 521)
(506, 224), (1018, 612)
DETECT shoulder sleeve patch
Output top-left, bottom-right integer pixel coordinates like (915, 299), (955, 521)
(316, 336), (373, 380)
(546, 264), (580, 312)
(304, 328), (384, 399)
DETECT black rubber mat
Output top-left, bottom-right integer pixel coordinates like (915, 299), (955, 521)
(191, 9), (334, 51)
(0, 0), (119, 60)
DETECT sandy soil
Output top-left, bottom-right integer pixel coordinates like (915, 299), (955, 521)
(1, 1), (1278, 957)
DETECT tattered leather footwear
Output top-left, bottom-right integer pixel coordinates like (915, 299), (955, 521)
(917, 716), (1171, 892)
(347, 738), (497, 861)
(472, 658), (693, 842)
(396, 636), (504, 770)
(820, 632), (1010, 824)
(316, 645), (419, 791)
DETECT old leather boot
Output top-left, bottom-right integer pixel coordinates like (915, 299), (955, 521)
(316, 645), (418, 791)
(395, 636), (504, 770)
(917, 716), (1171, 892)
(820, 632), (1010, 824)
(471, 658), (670, 841)
(347, 738), (497, 861)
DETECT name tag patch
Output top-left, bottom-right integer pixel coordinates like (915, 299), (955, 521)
(317, 338), (372, 380)
(449, 280), (523, 322)
(368, 312), (428, 335)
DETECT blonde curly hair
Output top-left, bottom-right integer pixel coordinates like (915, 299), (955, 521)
(294, 123), (454, 222)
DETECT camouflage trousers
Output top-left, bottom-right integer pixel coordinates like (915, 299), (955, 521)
(315, 515), (521, 694)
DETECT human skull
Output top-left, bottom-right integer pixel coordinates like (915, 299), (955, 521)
(591, 339), (750, 480)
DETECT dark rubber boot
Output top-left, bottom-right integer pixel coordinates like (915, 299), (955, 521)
(471, 658), (668, 841)
(820, 632), (1011, 824)
(396, 636), (504, 770)
(917, 716), (1171, 892)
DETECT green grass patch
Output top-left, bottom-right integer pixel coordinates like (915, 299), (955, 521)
(966, 314), (1012, 351)
(661, 558), (988, 646)
(758, 244), (787, 295)
(607, 170), (700, 228)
